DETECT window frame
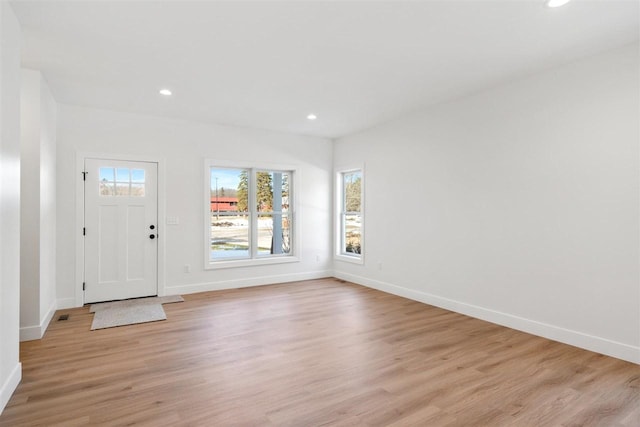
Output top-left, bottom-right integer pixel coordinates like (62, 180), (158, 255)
(335, 166), (364, 264)
(204, 159), (299, 270)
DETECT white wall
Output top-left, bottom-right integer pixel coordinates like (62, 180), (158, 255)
(0, 1), (23, 414)
(19, 68), (57, 341)
(56, 105), (333, 307)
(19, 71), (39, 335)
(39, 72), (57, 326)
(334, 43), (640, 364)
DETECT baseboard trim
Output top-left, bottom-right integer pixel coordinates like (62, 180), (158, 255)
(19, 300), (57, 342)
(19, 325), (42, 342)
(41, 300), (56, 336)
(334, 271), (640, 365)
(0, 362), (21, 415)
(164, 271), (333, 295)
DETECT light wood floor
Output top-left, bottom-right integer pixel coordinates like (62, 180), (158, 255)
(1, 279), (638, 426)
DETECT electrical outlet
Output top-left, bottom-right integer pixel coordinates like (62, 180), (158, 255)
(184, 264), (191, 273)
(316, 255), (320, 262)
(377, 262), (382, 270)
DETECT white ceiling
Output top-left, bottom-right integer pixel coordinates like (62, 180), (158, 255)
(10, 0), (640, 139)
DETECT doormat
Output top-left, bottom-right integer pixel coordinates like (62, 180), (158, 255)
(90, 295), (184, 330)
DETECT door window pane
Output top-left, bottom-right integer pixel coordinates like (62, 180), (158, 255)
(131, 183), (145, 196)
(115, 182), (129, 196)
(131, 169), (145, 183)
(116, 168), (129, 182)
(99, 167), (115, 182)
(98, 167), (146, 197)
(100, 181), (114, 196)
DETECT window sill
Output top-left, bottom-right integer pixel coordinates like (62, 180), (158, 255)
(335, 254), (364, 265)
(206, 256), (299, 270)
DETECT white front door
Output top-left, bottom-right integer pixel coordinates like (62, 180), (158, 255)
(84, 159), (158, 303)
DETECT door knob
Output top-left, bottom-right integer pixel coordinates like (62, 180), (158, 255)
(149, 234), (156, 239)
(150, 225), (155, 230)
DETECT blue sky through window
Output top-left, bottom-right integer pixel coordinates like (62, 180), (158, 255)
(210, 168), (244, 191)
(131, 169), (145, 182)
(99, 167), (114, 182)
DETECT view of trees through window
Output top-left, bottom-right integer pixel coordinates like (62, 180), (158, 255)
(342, 170), (362, 256)
(209, 167), (291, 261)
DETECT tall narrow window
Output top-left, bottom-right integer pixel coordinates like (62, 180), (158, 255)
(338, 169), (363, 260)
(206, 161), (296, 268)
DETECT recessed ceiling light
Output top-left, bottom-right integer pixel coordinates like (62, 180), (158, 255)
(546, 0), (570, 8)
(307, 114), (317, 120)
(159, 88), (172, 96)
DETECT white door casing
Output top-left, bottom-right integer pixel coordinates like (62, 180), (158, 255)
(84, 159), (158, 303)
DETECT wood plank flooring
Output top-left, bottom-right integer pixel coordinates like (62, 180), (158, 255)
(1, 278), (638, 426)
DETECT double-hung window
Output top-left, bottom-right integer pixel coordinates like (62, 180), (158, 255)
(205, 161), (296, 268)
(336, 168), (363, 262)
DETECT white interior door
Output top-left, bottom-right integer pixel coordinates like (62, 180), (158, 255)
(84, 159), (158, 303)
